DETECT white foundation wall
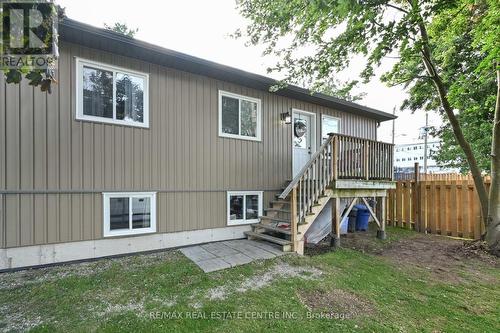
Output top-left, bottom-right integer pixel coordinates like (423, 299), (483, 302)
(0, 225), (251, 271)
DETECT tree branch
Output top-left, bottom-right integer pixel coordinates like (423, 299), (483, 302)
(389, 75), (432, 86)
(485, 66), (500, 252)
(414, 10), (490, 225)
(385, 3), (410, 14)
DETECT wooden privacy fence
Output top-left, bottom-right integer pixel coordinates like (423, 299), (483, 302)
(395, 172), (489, 181)
(386, 178), (491, 239)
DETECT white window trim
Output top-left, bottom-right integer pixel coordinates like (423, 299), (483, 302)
(218, 90), (262, 142)
(321, 114), (341, 140)
(103, 192), (156, 237)
(227, 191), (263, 226)
(75, 57), (150, 128)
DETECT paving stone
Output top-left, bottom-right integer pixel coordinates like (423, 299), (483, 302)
(196, 258), (232, 272)
(180, 246), (216, 262)
(201, 242), (239, 257)
(180, 239), (286, 272)
(223, 240), (276, 260)
(220, 253), (253, 267)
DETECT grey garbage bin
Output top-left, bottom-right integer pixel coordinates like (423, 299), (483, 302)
(348, 207), (357, 233)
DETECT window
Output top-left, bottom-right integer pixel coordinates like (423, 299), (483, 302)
(103, 192), (156, 237)
(76, 58), (149, 128)
(321, 114), (340, 142)
(227, 191), (263, 225)
(219, 91), (261, 141)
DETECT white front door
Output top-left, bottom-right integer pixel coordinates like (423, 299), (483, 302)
(292, 110), (316, 177)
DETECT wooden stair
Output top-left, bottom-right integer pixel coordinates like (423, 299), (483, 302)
(243, 133), (394, 255)
(252, 223), (292, 235)
(244, 134), (339, 254)
(245, 180), (333, 253)
(244, 231), (293, 252)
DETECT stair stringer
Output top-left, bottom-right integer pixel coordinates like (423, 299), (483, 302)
(296, 188), (334, 242)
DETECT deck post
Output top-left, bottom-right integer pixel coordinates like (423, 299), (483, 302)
(332, 136), (338, 180)
(330, 197), (341, 248)
(291, 186), (299, 253)
(377, 195), (387, 239)
(364, 142), (370, 180)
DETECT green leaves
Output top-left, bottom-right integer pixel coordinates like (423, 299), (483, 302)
(236, 0), (416, 94)
(3, 69), (55, 93)
(423, 0), (497, 172)
(237, 0), (497, 173)
(25, 70), (44, 86)
(5, 69), (22, 84)
(1, 3), (64, 93)
(103, 22), (138, 38)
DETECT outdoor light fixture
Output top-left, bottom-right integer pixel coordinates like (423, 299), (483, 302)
(280, 111), (292, 124)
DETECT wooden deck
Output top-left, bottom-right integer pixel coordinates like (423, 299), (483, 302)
(246, 134), (395, 254)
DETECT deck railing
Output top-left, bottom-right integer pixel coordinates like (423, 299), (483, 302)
(336, 134), (394, 180)
(278, 134), (394, 238)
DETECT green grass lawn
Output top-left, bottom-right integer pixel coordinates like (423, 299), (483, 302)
(1, 227), (499, 332)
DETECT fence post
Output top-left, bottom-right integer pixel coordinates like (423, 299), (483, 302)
(414, 162), (420, 231)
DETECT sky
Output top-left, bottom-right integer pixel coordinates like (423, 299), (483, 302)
(56, 0), (442, 144)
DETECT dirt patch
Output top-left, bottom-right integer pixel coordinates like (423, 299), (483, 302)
(298, 288), (374, 319)
(333, 229), (499, 284)
(96, 299), (146, 318)
(305, 230), (396, 256)
(341, 231), (396, 255)
(204, 261), (323, 301)
(451, 240), (498, 263)
(306, 228), (499, 285)
(0, 305), (44, 333)
(381, 236), (499, 283)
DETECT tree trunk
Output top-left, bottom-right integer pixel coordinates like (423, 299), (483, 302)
(416, 21), (490, 230)
(485, 69), (500, 255)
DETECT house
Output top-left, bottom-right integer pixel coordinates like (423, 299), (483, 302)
(0, 18), (396, 271)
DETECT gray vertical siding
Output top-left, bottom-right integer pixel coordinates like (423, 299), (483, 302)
(0, 41), (377, 248)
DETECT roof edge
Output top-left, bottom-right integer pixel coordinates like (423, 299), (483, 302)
(58, 18), (396, 122)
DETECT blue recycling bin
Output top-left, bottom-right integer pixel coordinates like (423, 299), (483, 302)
(354, 204), (370, 231)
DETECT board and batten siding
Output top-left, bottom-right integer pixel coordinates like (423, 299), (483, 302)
(0, 41), (377, 249)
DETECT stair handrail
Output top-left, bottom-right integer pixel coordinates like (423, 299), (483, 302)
(278, 133), (335, 200)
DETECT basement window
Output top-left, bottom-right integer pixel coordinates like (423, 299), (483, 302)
(76, 58), (149, 128)
(227, 191), (263, 226)
(219, 90), (262, 141)
(103, 192), (156, 237)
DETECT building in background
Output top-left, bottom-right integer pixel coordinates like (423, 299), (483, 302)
(394, 140), (455, 174)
